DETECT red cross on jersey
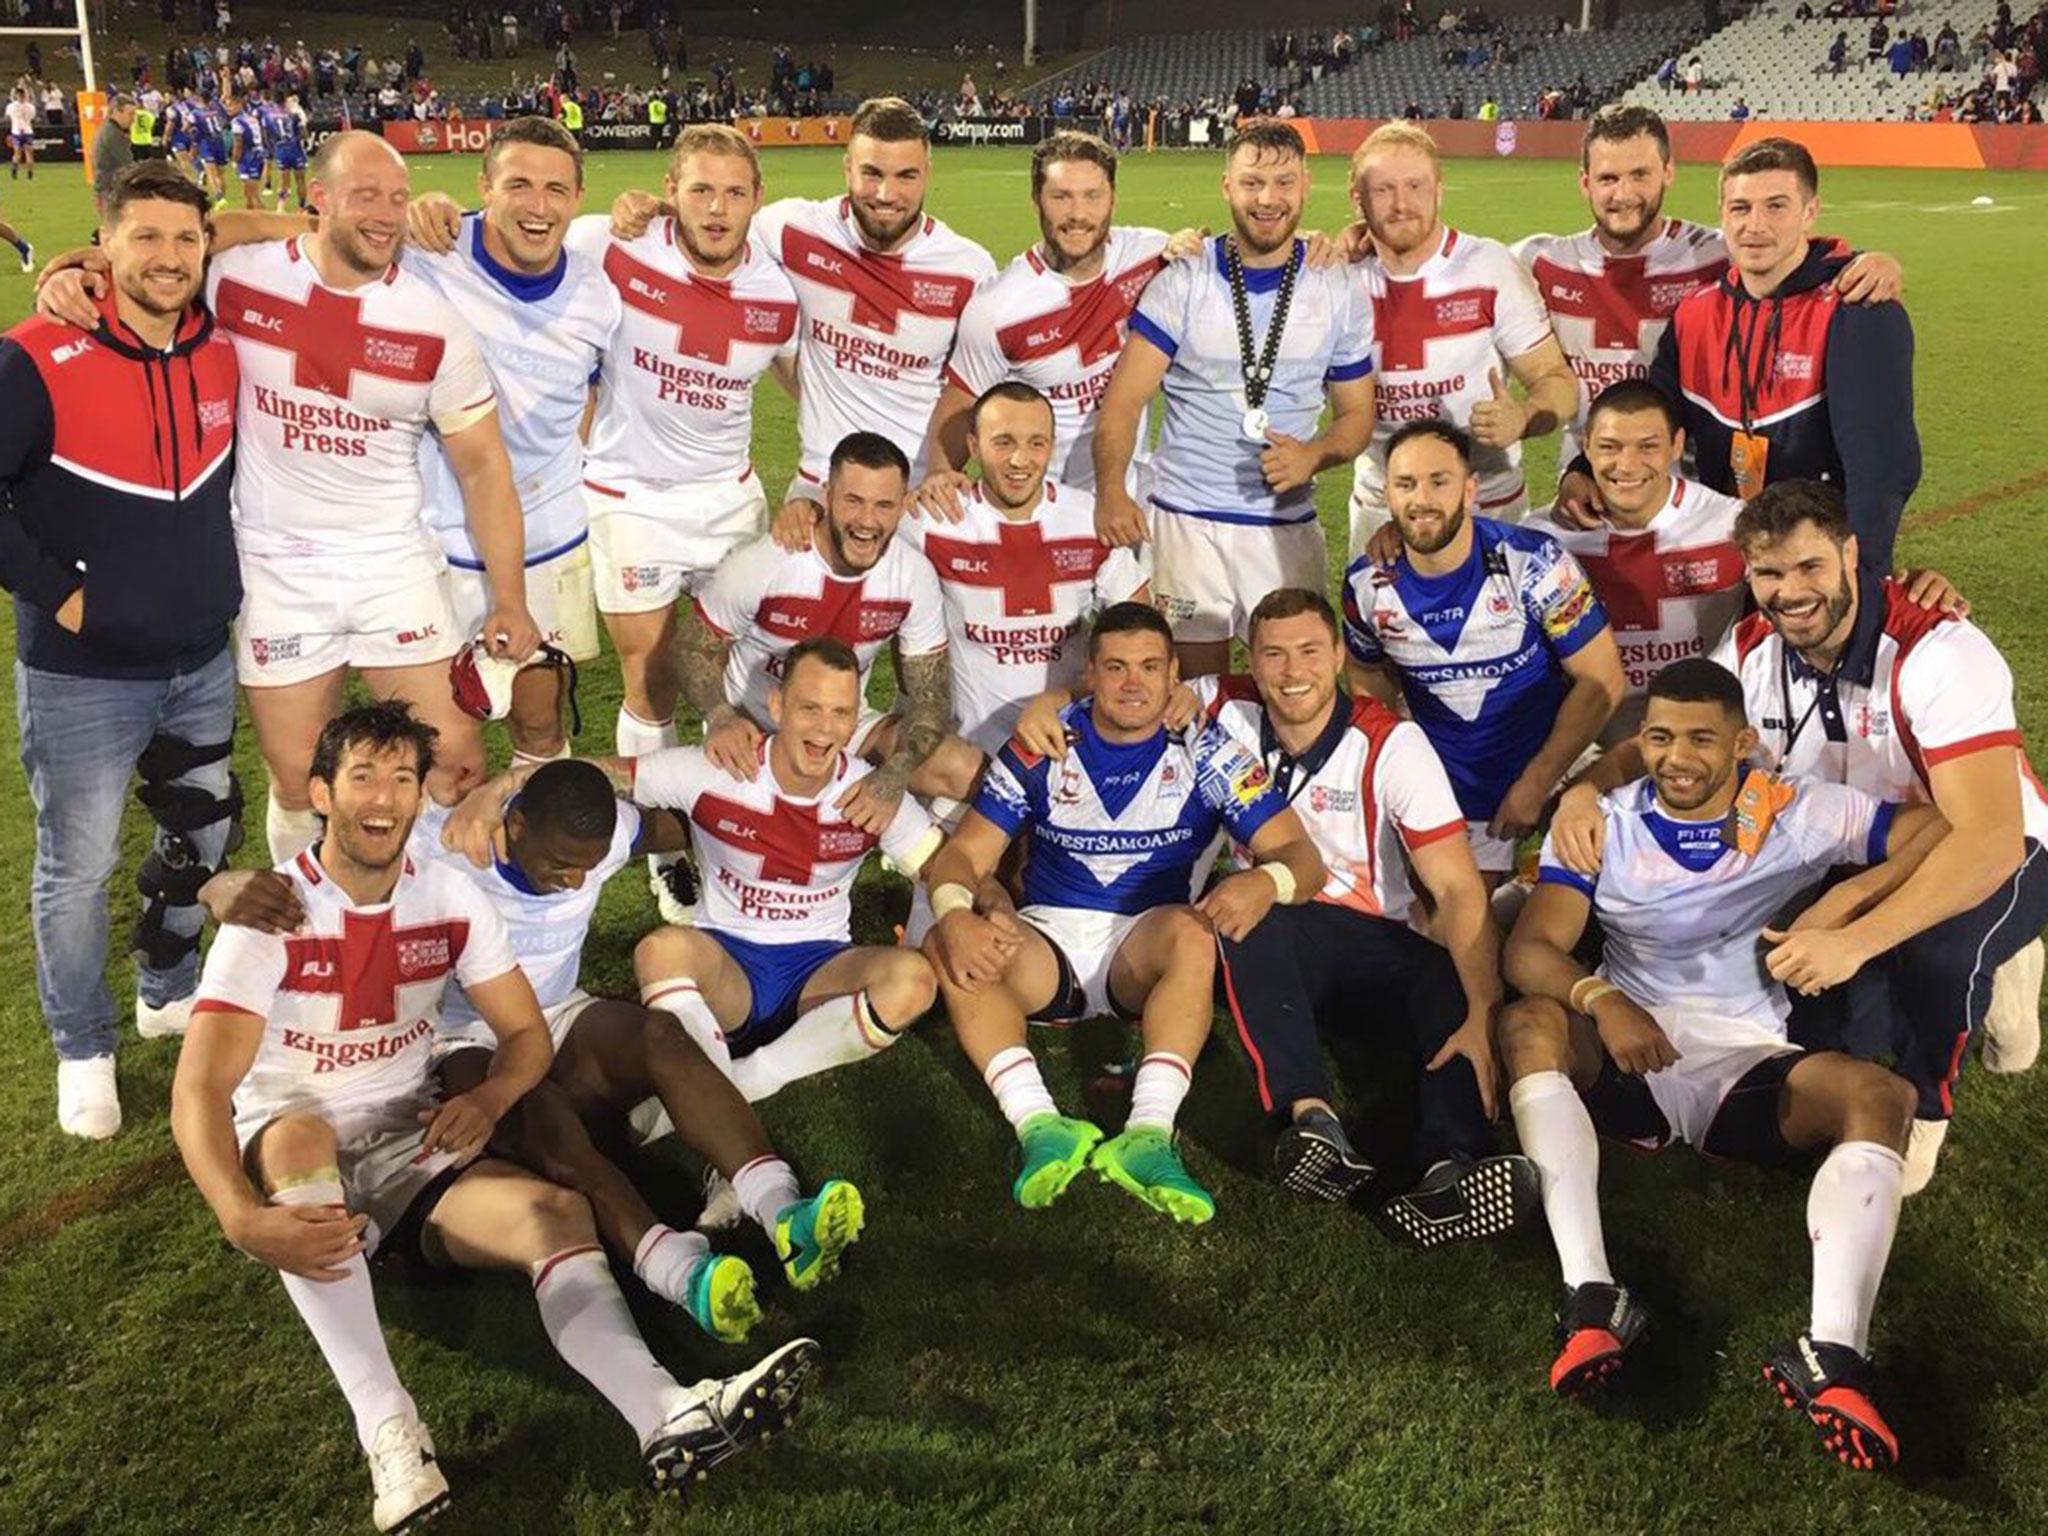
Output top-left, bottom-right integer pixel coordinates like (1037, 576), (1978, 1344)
(207, 239), (496, 561)
(1538, 475), (1748, 741)
(695, 528), (951, 727)
(943, 226), (1172, 490)
(899, 479), (1150, 752)
(1512, 220), (1729, 464)
(755, 196), (996, 482)
(569, 215), (799, 488)
(1350, 227), (1556, 547)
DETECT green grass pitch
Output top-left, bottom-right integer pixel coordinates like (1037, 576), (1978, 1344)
(1, 147), (2045, 1535)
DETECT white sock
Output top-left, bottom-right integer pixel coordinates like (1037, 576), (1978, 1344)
(511, 743), (573, 769)
(1808, 1140), (1905, 1355)
(1126, 1051), (1193, 1132)
(616, 707), (678, 758)
(640, 979), (734, 1075)
(530, 1245), (681, 1444)
(984, 1046), (1057, 1131)
(272, 1179), (417, 1451)
(730, 1153), (804, 1235)
(726, 992), (896, 1103)
(1509, 1071), (1614, 1288)
(265, 792), (322, 862)
(630, 1222), (712, 1308)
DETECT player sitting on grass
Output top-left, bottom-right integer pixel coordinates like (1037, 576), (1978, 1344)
(171, 701), (819, 1532)
(202, 755), (860, 1341)
(1499, 659), (1938, 1472)
(923, 601), (1325, 1222)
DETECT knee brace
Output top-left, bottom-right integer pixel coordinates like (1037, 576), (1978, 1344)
(130, 733), (244, 969)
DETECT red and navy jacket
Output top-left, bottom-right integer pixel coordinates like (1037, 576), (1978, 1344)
(0, 290), (240, 678)
(1649, 238), (1919, 572)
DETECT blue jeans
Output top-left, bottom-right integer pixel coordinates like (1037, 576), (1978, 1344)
(15, 650), (238, 1060)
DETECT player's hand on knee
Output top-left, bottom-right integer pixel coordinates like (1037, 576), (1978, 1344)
(405, 191), (464, 253)
(770, 495), (821, 551)
(199, 868), (308, 934)
(703, 707), (765, 780)
(934, 910), (1010, 991)
(1549, 782), (1606, 874)
(610, 187), (663, 239)
(1552, 469), (1607, 530)
(228, 1202), (368, 1283)
(1899, 566), (1968, 617)
(1761, 927), (1872, 996)
(1095, 487), (1149, 549)
(1427, 1007), (1501, 1120)
(1196, 869), (1279, 941)
(908, 469), (973, 524)
(419, 1091), (500, 1166)
(1591, 994), (1680, 1075)
(35, 262), (104, 331)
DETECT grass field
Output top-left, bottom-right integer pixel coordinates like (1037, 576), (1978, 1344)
(2, 148), (2047, 1536)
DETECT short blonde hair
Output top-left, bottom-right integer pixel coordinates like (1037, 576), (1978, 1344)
(1351, 121), (1442, 183)
(669, 122), (761, 185)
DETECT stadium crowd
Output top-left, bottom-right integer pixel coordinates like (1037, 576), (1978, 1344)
(0, 15), (2046, 1528)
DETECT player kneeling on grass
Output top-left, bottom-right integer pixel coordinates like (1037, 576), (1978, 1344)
(203, 757), (856, 1343)
(1499, 660), (1937, 1472)
(171, 704), (819, 1532)
(923, 601), (1325, 1222)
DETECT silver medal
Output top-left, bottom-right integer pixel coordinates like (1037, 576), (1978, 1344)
(1242, 406), (1270, 441)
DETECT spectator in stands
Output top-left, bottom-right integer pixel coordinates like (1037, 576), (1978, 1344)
(1478, 94), (1498, 121)
(1869, 19), (1890, 67)
(1729, 95), (1752, 120)
(1935, 22), (1961, 70)
(1685, 56), (1704, 91)
(1447, 90), (1467, 119)
(1889, 33), (1914, 76)
(1829, 30), (1851, 72)
(1656, 54), (1677, 91)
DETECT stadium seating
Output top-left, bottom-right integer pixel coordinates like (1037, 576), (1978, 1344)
(1619, 0), (2014, 121)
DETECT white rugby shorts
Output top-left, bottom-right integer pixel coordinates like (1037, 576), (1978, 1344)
(1640, 1003), (1802, 1150)
(236, 545), (460, 685)
(1150, 509), (1325, 646)
(1020, 903), (1147, 1022)
(447, 537), (601, 663)
(236, 1093), (460, 1259)
(587, 471), (767, 614)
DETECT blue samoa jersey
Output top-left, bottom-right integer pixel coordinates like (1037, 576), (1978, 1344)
(1127, 236), (1375, 527)
(1342, 517), (1609, 820)
(194, 102), (228, 160)
(1538, 774), (1894, 1027)
(231, 109), (266, 172)
(972, 700), (1287, 913)
(262, 103), (306, 163)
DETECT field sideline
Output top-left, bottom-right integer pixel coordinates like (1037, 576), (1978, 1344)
(1, 147), (2045, 1535)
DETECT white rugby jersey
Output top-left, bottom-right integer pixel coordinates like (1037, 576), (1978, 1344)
(694, 529), (950, 726)
(896, 479), (1148, 752)
(943, 227), (1171, 490)
(1720, 577), (2048, 844)
(415, 217), (621, 567)
(567, 214), (799, 499)
(1535, 475), (1746, 744)
(1129, 236), (1376, 527)
(756, 196), (997, 483)
(632, 741), (937, 941)
(1342, 518), (1609, 821)
(192, 848), (520, 1123)
(973, 699), (1287, 915)
(209, 240), (496, 561)
(1512, 219), (1728, 464)
(410, 796), (642, 1034)
(1196, 676), (1466, 926)
(1349, 226), (1558, 539)
(1539, 775), (1894, 1027)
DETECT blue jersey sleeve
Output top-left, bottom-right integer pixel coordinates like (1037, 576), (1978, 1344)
(1191, 720), (1286, 843)
(1535, 827), (1598, 897)
(972, 742), (1046, 838)
(1340, 558), (1384, 665)
(1519, 535), (1608, 661)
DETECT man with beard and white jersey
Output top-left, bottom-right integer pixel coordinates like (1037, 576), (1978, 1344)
(171, 701), (821, 1531)
(1513, 106), (1899, 521)
(914, 130), (1171, 503)
(676, 432), (959, 839)
(898, 383), (1149, 758)
(1549, 482), (2048, 1193)
(388, 118), (621, 765)
(1343, 121), (1580, 554)
(34, 131), (543, 862)
(1094, 119), (1377, 680)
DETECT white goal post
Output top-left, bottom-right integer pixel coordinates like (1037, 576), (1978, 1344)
(0, 1), (99, 92)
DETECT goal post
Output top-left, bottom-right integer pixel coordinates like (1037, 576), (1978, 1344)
(2, 1), (103, 184)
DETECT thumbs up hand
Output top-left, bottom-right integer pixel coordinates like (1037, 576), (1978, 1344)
(1468, 367), (1529, 449)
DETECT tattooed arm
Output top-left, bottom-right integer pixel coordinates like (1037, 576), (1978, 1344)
(836, 646), (956, 834)
(673, 601), (762, 778)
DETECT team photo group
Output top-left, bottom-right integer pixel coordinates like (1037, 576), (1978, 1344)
(2, 83), (2044, 1532)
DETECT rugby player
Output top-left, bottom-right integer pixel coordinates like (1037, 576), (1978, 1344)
(923, 602), (1326, 1223)
(1342, 422), (1625, 881)
(1093, 119), (1376, 677)
(1344, 120), (1579, 551)
(1501, 659), (1937, 1470)
(1551, 482), (2048, 1189)
(228, 92), (268, 210)
(6, 85), (36, 182)
(171, 701), (819, 1530)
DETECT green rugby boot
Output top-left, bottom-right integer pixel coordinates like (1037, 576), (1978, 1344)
(1012, 1112), (1104, 1209)
(684, 1252), (762, 1345)
(773, 1178), (865, 1291)
(1090, 1126), (1216, 1225)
